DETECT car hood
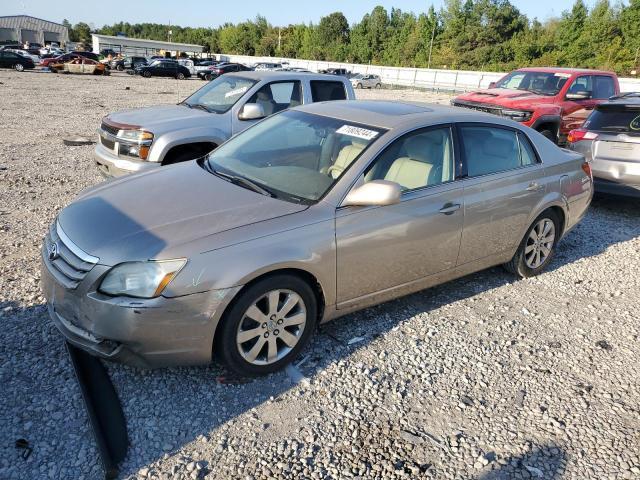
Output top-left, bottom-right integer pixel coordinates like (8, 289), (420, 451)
(455, 88), (553, 108)
(57, 161), (307, 265)
(104, 104), (216, 131)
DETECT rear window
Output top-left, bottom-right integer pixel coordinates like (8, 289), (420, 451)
(584, 105), (640, 134)
(311, 81), (347, 102)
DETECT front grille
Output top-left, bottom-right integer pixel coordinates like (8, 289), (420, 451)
(100, 135), (115, 150)
(100, 121), (120, 137)
(452, 101), (503, 116)
(43, 222), (98, 289)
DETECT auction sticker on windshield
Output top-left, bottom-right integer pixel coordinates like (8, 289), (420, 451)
(336, 125), (379, 141)
(225, 86), (249, 98)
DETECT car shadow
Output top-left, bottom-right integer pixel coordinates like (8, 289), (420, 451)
(476, 444), (566, 479)
(2, 197), (639, 478)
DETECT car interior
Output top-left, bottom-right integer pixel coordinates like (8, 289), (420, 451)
(461, 127), (521, 176)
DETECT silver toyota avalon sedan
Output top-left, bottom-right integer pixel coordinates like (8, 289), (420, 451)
(41, 101), (593, 376)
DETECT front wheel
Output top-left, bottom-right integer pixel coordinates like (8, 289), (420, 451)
(375, 83), (382, 89)
(356, 83), (362, 89)
(142, 70), (151, 78)
(14, 63), (24, 72)
(504, 210), (560, 278)
(216, 275), (317, 376)
(176, 72), (185, 80)
(539, 129), (557, 144)
(204, 73), (213, 81)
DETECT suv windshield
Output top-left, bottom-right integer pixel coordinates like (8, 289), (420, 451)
(205, 110), (384, 203)
(183, 75), (257, 114)
(495, 71), (570, 96)
(584, 104), (640, 134)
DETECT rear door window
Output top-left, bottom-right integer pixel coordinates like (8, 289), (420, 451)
(310, 81), (347, 102)
(460, 126), (523, 177)
(592, 76), (616, 99)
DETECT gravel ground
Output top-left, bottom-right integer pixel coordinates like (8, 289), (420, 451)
(0, 70), (639, 480)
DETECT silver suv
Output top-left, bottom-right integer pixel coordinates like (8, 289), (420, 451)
(94, 71), (355, 177)
(568, 92), (640, 197)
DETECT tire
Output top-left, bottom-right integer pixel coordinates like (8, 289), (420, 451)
(176, 72), (185, 80)
(375, 83), (382, 89)
(356, 83), (362, 89)
(116, 64), (124, 71)
(215, 274), (318, 376)
(504, 210), (560, 278)
(14, 63), (24, 72)
(142, 70), (151, 78)
(539, 129), (557, 144)
(204, 73), (213, 81)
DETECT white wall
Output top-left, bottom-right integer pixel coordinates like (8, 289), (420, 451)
(216, 53), (640, 93)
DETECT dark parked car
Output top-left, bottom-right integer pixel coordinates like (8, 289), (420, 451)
(0, 50), (35, 71)
(135, 59), (191, 79)
(111, 56), (147, 71)
(197, 62), (252, 81)
(568, 92), (640, 197)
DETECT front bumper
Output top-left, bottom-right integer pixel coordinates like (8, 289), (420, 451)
(41, 249), (238, 368)
(94, 142), (159, 177)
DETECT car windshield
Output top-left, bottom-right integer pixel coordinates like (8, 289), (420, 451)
(495, 71), (570, 96)
(183, 75), (257, 113)
(149, 60), (162, 67)
(205, 110), (384, 203)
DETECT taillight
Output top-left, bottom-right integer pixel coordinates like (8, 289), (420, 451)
(568, 129), (598, 143)
(581, 160), (592, 180)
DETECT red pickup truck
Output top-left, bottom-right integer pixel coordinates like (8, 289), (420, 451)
(452, 67), (620, 144)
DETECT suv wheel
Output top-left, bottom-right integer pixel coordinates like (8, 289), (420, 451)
(117, 64), (124, 71)
(176, 72), (185, 80)
(504, 210), (560, 278)
(14, 63), (24, 72)
(216, 274), (317, 376)
(539, 129), (557, 144)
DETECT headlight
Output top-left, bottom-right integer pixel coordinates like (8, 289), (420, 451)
(99, 260), (186, 298)
(117, 129), (154, 143)
(501, 109), (532, 122)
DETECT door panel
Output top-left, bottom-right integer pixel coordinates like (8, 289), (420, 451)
(457, 166), (546, 265)
(335, 183), (464, 304)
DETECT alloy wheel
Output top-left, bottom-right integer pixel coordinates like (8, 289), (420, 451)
(14, 63), (24, 72)
(524, 218), (555, 269)
(236, 289), (307, 365)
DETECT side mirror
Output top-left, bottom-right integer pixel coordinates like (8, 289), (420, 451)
(566, 91), (591, 100)
(488, 81), (497, 89)
(238, 103), (266, 121)
(342, 180), (402, 207)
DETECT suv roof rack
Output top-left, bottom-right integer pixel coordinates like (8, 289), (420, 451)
(609, 92), (640, 100)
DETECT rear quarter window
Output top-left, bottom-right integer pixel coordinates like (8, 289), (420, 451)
(310, 81), (347, 102)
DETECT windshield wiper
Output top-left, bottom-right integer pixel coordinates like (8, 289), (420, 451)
(190, 103), (211, 112)
(210, 167), (274, 197)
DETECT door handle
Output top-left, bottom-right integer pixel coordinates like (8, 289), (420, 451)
(439, 203), (461, 215)
(526, 182), (543, 192)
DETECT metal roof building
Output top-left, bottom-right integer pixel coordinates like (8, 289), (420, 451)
(91, 34), (204, 56)
(0, 15), (69, 45)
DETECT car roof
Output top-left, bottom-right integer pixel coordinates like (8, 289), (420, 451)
(516, 67), (616, 76)
(232, 71), (350, 82)
(295, 100), (507, 129)
(600, 93), (640, 105)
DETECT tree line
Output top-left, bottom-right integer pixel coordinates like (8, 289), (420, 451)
(64, 0), (640, 75)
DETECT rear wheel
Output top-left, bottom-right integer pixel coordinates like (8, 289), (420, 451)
(13, 63), (24, 72)
(204, 73), (213, 81)
(375, 83), (382, 89)
(356, 83), (362, 89)
(504, 210), (560, 278)
(216, 274), (317, 376)
(176, 72), (185, 80)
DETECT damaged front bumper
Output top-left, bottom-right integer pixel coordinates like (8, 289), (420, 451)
(41, 252), (238, 368)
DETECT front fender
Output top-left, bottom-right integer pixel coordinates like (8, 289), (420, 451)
(148, 126), (230, 163)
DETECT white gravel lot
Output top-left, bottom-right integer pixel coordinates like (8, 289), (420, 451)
(0, 70), (639, 480)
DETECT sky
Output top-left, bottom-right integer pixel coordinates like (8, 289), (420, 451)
(7, 0), (605, 29)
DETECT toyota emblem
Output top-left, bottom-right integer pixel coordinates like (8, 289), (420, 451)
(48, 242), (59, 261)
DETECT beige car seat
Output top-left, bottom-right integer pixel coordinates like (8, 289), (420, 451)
(384, 135), (435, 190)
(328, 141), (366, 179)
